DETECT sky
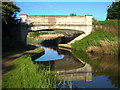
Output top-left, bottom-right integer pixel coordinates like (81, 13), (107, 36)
(16, 0), (115, 2)
(15, 2), (113, 21)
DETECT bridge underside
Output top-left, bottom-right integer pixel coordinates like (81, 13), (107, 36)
(29, 25), (91, 31)
(28, 25), (92, 43)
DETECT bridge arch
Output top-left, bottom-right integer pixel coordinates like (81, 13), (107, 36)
(20, 14), (93, 45)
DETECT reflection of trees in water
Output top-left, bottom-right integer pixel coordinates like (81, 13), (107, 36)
(72, 50), (120, 88)
(88, 53), (119, 88)
(34, 46), (89, 82)
(44, 47), (85, 70)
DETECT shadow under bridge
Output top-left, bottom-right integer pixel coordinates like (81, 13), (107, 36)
(29, 29), (85, 43)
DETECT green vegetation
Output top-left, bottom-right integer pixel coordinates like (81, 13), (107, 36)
(71, 20), (118, 54)
(28, 31), (61, 46)
(72, 49), (119, 74)
(72, 50), (119, 88)
(32, 48), (44, 53)
(94, 20), (118, 26)
(27, 32), (47, 46)
(106, 1), (120, 20)
(3, 48), (58, 88)
(71, 28), (117, 50)
(2, 2), (23, 54)
(28, 31), (61, 38)
(71, 50), (101, 68)
(93, 20), (119, 30)
(29, 32), (49, 38)
(70, 13), (77, 16)
(2, 2), (20, 24)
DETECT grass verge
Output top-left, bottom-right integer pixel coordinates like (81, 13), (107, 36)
(3, 48), (58, 88)
(71, 27), (118, 54)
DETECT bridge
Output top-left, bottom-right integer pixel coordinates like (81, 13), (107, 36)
(20, 14), (92, 45)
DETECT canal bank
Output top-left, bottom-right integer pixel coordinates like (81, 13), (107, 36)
(71, 20), (119, 55)
(2, 47), (59, 88)
(28, 31), (119, 88)
(33, 42), (119, 88)
(28, 30), (119, 88)
(3, 28), (119, 88)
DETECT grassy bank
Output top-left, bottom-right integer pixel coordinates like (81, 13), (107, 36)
(28, 32), (48, 46)
(3, 48), (58, 88)
(28, 32), (49, 38)
(93, 20), (119, 29)
(27, 31), (62, 46)
(71, 20), (119, 55)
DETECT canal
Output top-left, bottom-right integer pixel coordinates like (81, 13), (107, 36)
(33, 44), (119, 88)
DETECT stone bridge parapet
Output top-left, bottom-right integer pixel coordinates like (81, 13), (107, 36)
(20, 14), (92, 43)
(20, 14), (92, 30)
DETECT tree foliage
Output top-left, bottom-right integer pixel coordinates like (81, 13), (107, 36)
(2, 2), (21, 53)
(70, 13), (77, 16)
(106, 1), (120, 19)
(2, 2), (20, 24)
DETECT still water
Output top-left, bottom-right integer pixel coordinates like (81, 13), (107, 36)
(35, 47), (64, 61)
(35, 46), (119, 88)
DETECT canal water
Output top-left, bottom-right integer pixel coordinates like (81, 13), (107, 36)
(34, 45), (119, 88)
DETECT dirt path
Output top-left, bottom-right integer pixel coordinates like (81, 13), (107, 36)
(2, 45), (39, 74)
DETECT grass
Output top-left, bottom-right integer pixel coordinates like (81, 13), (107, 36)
(3, 48), (58, 88)
(27, 31), (62, 46)
(28, 31), (61, 38)
(71, 28), (117, 50)
(71, 21), (118, 54)
(27, 32), (48, 45)
(93, 20), (119, 36)
(93, 20), (119, 29)
(27, 37), (43, 46)
(28, 32), (49, 38)
(32, 48), (44, 53)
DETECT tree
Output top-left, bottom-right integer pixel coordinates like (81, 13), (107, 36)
(2, 2), (20, 24)
(106, 1), (120, 20)
(2, 2), (21, 53)
(70, 13), (77, 16)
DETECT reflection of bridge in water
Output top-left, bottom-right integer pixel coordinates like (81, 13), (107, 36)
(56, 62), (92, 82)
(34, 48), (92, 82)
(54, 57), (92, 82)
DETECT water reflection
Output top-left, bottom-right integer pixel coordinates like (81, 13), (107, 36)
(34, 47), (92, 82)
(58, 76), (118, 88)
(34, 47), (119, 88)
(70, 50), (119, 88)
(35, 47), (64, 61)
